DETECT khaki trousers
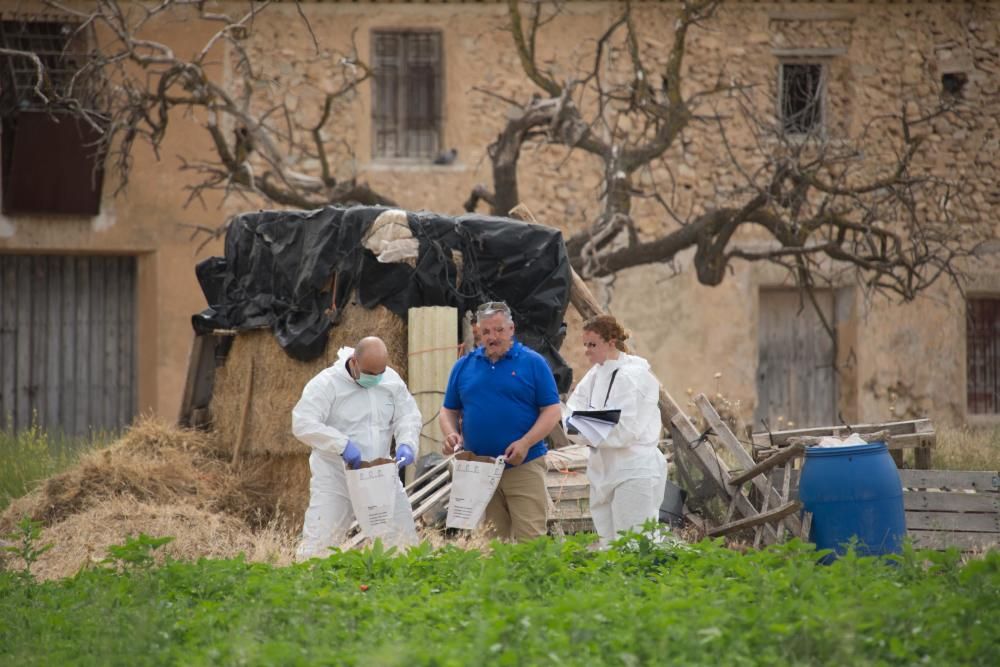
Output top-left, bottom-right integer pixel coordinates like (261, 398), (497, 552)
(483, 456), (549, 541)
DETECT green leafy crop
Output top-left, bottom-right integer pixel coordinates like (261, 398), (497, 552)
(0, 532), (996, 666)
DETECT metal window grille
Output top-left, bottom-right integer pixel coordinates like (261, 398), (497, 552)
(967, 298), (1000, 414)
(780, 62), (824, 135)
(372, 31), (441, 159)
(0, 18), (91, 115)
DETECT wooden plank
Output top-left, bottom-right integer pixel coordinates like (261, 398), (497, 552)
(179, 334), (210, 426)
(104, 258), (120, 431)
(729, 442), (804, 486)
(123, 257), (137, 426)
(61, 256), (78, 436)
(546, 470), (590, 487)
(751, 418), (933, 448)
(898, 470), (999, 492)
(0, 256), (13, 429)
(904, 492), (999, 513)
(15, 256), (32, 431)
(89, 258), (105, 433)
(75, 257), (91, 437)
(914, 445), (932, 471)
(548, 485), (590, 501)
(753, 475), (774, 548)
(550, 504), (591, 520)
(696, 394), (802, 537)
(777, 461), (794, 541)
(908, 529), (1000, 551)
(707, 500), (802, 537)
(905, 511), (1000, 533)
(43, 257), (60, 431)
(800, 510), (812, 541)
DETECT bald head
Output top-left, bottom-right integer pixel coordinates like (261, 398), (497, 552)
(354, 336), (388, 374)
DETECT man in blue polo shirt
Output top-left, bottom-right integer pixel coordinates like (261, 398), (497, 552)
(439, 301), (562, 541)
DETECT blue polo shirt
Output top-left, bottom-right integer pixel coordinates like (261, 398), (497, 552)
(443, 341), (560, 463)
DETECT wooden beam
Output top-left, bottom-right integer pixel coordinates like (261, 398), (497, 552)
(695, 394), (802, 537)
(729, 443), (805, 486)
(707, 500), (802, 537)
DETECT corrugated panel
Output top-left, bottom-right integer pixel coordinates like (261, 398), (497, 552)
(0, 254), (136, 436)
(407, 306), (458, 482)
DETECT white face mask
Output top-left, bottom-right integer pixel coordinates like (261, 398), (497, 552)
(350, 357), (384, 388)
(356, 372), (384, 389)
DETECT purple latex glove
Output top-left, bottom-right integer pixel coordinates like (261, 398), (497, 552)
(342, 440), (363, 470)
(395, 443), (415, 468)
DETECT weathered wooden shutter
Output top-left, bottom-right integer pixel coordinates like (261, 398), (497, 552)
(966, 297), (1000, 414)
(755, 289), (837, 429)
(0, 255), (136, 436)
(372, 31), (441, 159)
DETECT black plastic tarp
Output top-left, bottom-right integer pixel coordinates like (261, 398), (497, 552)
(192, 206), (573, 392)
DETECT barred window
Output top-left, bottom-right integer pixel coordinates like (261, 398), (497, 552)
(779, 62), (825, 135)
(372, 31), (442, 160)
(967, 298), (1000, 414)
(0, 18), (105, 215)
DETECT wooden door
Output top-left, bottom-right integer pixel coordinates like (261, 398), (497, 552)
(0, 254), (136, 436)
(755, 289), (837, 430)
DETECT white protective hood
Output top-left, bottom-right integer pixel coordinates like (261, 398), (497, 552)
(291, 346), (422, 461)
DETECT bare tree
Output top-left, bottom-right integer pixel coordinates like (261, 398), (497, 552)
(7, 0), (395, 212)
(469, 0), (993, 308)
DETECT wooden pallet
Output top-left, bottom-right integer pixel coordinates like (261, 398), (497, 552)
(751, 419), (936, 470)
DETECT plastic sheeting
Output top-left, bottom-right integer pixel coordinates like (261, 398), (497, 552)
(192, 206), (573, 392)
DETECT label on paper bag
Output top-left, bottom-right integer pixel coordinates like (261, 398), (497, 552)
(446, 453), (506, 530)
(345, 460), (399, 537)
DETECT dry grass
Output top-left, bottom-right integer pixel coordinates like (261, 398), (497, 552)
(14, 497), (297, 580)
(0, 418), (309, 580)
(210, 304), (407, 457)
(933, 424), (1000, 470)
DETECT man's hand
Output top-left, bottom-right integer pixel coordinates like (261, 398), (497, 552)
(342, 440), (363, 470)
(503, 439), (530, 466)
(443, 432), (464, 455)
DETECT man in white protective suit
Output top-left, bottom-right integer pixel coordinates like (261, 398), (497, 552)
(292, 336), (423, 560)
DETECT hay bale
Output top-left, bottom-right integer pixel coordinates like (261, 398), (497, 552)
(9, 498), (296, 581)
(213, 453), (311, 530)
(210, 304), (408, 458)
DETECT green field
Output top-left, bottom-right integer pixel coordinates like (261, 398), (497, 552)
(2, 531), (997, 666)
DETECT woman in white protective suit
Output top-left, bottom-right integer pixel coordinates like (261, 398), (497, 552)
(291, 336), (423, 560)
(565, 315), (667, 547)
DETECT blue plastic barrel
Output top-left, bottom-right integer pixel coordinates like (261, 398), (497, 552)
(798, 441), (907, 561)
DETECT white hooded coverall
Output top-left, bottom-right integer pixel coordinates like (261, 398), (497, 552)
(292, 346), (423, 559)
(566, 353), (667, 546)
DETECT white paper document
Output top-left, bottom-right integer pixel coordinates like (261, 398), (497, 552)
(566, 411), (619, 447)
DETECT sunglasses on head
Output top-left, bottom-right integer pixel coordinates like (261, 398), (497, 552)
(476, 301), (510, 314)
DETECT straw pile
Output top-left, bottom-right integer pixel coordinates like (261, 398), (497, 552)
(0, 418), (298, 580)
(210, 304), (408, 458)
